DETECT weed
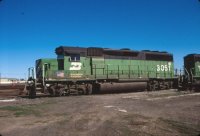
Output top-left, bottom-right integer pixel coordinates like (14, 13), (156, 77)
(158, 117), (200, 136)
(0, 105), (42, 117)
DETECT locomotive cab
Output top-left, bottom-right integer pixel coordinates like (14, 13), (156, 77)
(55, 46), (91, 80)
(184, 54), (200, 90)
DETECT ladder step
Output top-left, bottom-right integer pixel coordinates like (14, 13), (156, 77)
(36, 87), (42, 90)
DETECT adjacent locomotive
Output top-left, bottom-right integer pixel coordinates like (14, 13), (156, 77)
(26, 46), (178, 98)
(180, 54), (200, 90)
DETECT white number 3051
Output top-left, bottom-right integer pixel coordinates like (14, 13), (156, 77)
(157, 64), (171, 72)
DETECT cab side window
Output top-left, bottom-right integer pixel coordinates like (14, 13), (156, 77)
(69, 54), (80, 62)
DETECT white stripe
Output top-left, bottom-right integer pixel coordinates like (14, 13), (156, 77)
(0, 99), (16, 102)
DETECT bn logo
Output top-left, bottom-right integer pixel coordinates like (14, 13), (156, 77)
(69, 62), (82, 70)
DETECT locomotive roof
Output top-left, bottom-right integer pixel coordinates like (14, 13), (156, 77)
(55, 46), (87, 55)
(184, 54), (200, 62)
(184, 54), (200, 58)
(56, 46), (171, 55)
(55, 46), (173, 61)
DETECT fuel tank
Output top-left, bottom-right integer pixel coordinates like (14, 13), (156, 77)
(93, 82), (147, 93)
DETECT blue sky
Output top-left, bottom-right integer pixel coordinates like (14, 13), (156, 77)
(0, 0), (200, 78)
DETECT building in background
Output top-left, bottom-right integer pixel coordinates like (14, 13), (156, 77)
(0, 78), (26, 84)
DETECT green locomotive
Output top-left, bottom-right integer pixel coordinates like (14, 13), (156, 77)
(181, 54), (200, 90)
(26, 46), (178, 98)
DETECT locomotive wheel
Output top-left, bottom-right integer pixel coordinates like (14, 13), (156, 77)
(151, 84), (156, 91)
(49, 86), (56, 97)
(147, 84), (152, 91)
(86, 84), (92, 95)
(28, 85), (36, 99)
(48, 88), (54, 96)
(77, 88), (83, 95)
(154, 81), (159, 91)
(80, 87), (86, 95)
(55, 88), (65, 96)
(157, 81), (162, 90)
(147, 81), (156, 91)
(51, 86), (65, 97)
(165, 83), (169, 90)
(168, 82), (172, 89)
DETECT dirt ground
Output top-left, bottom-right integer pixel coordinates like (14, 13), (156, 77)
(0, 89), (200, 136)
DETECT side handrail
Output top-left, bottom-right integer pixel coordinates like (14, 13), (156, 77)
(184, 68), (190, 82)
(42, 63), (49, 87)
(28, 67), (35, 79)
(189, 68), (194, 83)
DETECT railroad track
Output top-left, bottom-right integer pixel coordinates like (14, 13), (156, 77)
(0, 84), (25, 97)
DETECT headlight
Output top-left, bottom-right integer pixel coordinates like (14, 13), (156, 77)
(28, 81), (33, 84)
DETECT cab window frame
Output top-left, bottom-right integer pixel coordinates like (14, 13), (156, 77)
(69, 54), (80, 62)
